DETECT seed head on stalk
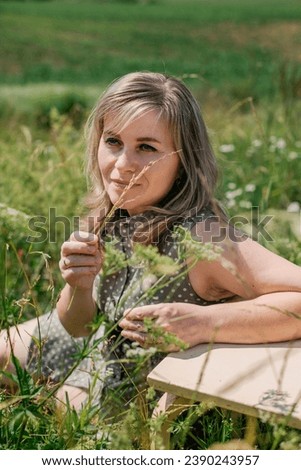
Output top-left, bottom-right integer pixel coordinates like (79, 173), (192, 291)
(66, 149), (181, 310)
(95, 148), (182, 238)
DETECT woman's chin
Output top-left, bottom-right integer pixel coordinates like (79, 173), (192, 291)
(107, 196), (141, 214)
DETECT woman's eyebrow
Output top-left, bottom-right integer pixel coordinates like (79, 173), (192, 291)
(103, 131), (161, 144)
(136, 137), (161, 143)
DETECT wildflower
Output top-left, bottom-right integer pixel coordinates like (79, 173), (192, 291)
(252, 139), (262, 148)
(246, 147), (255, 158)
(288, 151), (298, 161)
(174, 226), (222, 263)
(287, 202), (300, 213)
(143, 317), (188, 351)
(101, 238), (128, 277)
(245, 183), (256, 192)
(219, 144), (235, 153)
(226, 199), (236, 209)
(276, 138), (286, 150)
(125, 344), (157, 358)
(141, 274), (158, 292)
(0, 203), (30, 220)
(269, 135), (277, 144)
(239, 200), (252, 209)
(227, 182), (237, 190)
(225, 188), (243, 199)
(130, 243), (179, 276)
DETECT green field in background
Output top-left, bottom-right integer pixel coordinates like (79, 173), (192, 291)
(1, 0), (301, 103)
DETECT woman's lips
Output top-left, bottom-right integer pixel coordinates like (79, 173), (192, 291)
(111, 179), (140, 189)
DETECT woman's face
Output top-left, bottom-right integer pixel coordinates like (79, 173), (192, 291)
(98, 109), (180, 215)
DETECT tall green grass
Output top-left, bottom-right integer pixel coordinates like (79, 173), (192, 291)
(1, 95), (301, 449)
(1, 0), (301, 103)
(1, 0), (301, 451)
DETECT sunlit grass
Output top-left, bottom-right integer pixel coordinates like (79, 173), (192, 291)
(1, 93), (301, 449)
(1, 0), (301, 451)
(1, 0), (301, 103)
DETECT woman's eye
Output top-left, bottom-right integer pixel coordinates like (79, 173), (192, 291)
(105, 137), (121, 146)
(139, 143), (157, 152)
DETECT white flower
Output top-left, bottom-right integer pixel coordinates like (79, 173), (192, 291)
(239, 200), (252, 209)
(245, 184), (256, 192)
(295, 141), (301, 148)
(226, 199), (236, 209)
(276, 138), (286, 150)
(246, 148), (255, 157)
(288, 151), (298, 161)
(0, 203), (30, 220)
(141, 274), (158, 292)
(225, 188), (243, 199)
(227, 182), (237, 190)
(269, 135), (277, 144)
(287, 202), (300, 213)
(219, 144), (235, 153)
(252, 139), (262, 148)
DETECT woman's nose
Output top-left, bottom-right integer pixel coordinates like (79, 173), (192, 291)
(114, 147), (138, 172)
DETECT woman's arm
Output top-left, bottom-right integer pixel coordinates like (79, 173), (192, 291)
(57, 284), (97, 337)
(119, 292), (301, 350)
(188, 219), (301, 302)
(198, 291), (301, 344)
(187, 219), (301, 343)
(120, 218), (301, 349)
(56, 231), (103, 337)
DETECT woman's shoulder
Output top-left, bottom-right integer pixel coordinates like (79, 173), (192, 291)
(171, 206), (232, 242)
(179, 207), (218, 230)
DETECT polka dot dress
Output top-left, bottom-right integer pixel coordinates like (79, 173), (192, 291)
(26, 209), (228, 405)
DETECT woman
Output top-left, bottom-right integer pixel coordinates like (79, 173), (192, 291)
(1, 72), (301, 410)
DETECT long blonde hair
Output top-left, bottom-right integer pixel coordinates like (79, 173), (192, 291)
(84, 71), (224, 242)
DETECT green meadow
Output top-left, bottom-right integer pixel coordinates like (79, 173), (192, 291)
(1, 0), (301, 450)
(1, 0), (301, 97)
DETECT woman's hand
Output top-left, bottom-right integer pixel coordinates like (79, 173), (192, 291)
(119, 302), (206, 351)
(59, 231), (103, 290)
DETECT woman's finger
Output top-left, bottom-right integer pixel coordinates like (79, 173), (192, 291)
(121, 330), (147, 346)
(121, 329), (179, 352)
(61, 241), (98, 256)
(60, 253), (102, 269)
(69, 231), (99, 245)
(124, 304), (162, 321)
(60, 265), (100, 276)
(119, 318), (145, 332)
